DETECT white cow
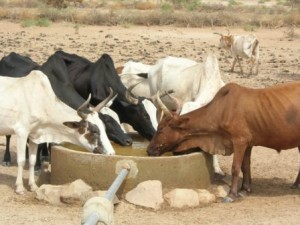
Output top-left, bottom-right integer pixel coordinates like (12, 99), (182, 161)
(148, 54), (224, 115)
(0, 70), (115, 194)
(215, 32), (259, 75)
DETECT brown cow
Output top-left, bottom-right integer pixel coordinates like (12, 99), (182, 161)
(147, 82), (300, 202)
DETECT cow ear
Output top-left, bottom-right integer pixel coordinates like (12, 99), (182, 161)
(63, 121), (81, 129)
(170, 117), (189, 129)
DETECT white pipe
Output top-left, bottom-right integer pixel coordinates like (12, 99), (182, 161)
(83, 168), (130, 225)
(104, 168), (129, 201)
(83, 212), (100, 225)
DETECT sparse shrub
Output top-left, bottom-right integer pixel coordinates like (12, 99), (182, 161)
(135, 1), (156, 10)
(0, 7), (9, 18)
(161, 3), (173, 12)
(243, 24), (257, 32)
(228, 0), (238, 7)
(184, 0), (201, 11)
(21, 19), (36, 27)
(36, 18), (51, 26)
(0, 0), (6, 7)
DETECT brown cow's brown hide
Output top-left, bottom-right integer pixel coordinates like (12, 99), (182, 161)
(173, 132), (233, 156)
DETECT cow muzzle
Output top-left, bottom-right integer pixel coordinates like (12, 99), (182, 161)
(146, 148), (162, 157)
(93, 146), (105, 154)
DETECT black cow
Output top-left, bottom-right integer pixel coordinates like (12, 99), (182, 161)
(53, 51), (156, 140)
(0, 52), (132, 168)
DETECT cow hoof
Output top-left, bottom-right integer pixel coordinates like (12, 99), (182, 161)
(238, 191), (247, 198)
(30, 184), (39, 192)
(2, 161), (11, 167)
(16, 186), (26, 195)
(290, 183), (300, 189)
(222, 196), (234, 203)
(41, 156), (50, 162)
(214, 172), (225, 181)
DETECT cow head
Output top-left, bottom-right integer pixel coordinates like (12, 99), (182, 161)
(147, 93), (191, 156)
(64, 89), (116, 155)
(214, 31), (232, 50)
(147, 112), (192, 156)
(114, 97), (155, 141)
(98, 113), (133, 146)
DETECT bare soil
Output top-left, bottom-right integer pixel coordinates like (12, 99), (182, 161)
(0, 21), (299, 225)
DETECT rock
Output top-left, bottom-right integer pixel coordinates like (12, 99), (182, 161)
(35, 184), (63, 206)
(125, 180), (164, 210)
(197, 189), (216, 204)
(60, 179), (93, 204)
(214, 185), (230, 198)
(164, 189), (199, 208)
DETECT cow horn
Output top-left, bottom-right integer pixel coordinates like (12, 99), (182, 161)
(93, 87), (115, 113)
(166, 92), (182, 114)
(156, 91), (173, 118)
(77, 94), (92, 120)
(226, 29), (230, 35)
(149, 89), (174, 102)
(125, 81), (142, 105)
(213, 32), (223, 36)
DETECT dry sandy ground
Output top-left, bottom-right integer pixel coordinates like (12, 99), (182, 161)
(0, 21), (299, 225)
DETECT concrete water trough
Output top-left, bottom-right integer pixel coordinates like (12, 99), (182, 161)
(50, 135), (214, 194)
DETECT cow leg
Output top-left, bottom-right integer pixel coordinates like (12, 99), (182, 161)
(213, 155), (224, 176)
(236, 57), (244, 75)
(225, 144), (247, 202)
(291, 147), (300, 189)
(28, 140), (38, 192)
(15, 136), (28, 195)
(230, 58), (237, 72)
(240, 147), (253, 193)
(254, 59), (259, 75)
(3, 135), (11, 166)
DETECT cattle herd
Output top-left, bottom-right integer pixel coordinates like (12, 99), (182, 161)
(0, 32), (299, 202)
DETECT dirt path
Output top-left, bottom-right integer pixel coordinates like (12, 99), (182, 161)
(0, 21), (299, 225)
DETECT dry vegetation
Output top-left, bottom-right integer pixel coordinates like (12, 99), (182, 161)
(0, 0), (299, 29)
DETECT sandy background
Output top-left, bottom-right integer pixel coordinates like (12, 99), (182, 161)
(0, 21), (299, 224)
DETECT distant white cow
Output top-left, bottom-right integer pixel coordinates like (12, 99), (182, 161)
(0, 70), (115, 194)
(215, 32), (259, 75)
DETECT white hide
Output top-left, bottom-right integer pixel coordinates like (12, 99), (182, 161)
(0, 71), (114, 194)
(142, 99), (158, 130)
(120, 74), (150, 98)
(180, 54), (225, 114)
(121, 60), (152, 75)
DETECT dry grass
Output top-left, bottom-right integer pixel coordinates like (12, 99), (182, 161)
(0, 0), (299, 28)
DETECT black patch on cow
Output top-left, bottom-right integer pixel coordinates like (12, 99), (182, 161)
(136, 73), (148, 79)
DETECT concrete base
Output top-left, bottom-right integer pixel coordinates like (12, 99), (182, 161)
(50, 146), (213, 195)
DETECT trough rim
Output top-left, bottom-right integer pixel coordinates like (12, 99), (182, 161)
(54, 145), (206, 160)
